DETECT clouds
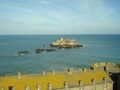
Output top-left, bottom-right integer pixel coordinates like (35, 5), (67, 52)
(0, 0), (120, 34)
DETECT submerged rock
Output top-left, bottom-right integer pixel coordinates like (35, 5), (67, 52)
(18, 51), (29, 54)
(36, 48), (45, 51)
(13, 53), (24, 57)
(76, 44), (84, 47)
(13, 50), (29, 57)
(46, 48), (56, 52)
(35, 48), (45, 53)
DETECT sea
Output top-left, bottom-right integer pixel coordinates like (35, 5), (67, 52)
(0, 35), (120, 76)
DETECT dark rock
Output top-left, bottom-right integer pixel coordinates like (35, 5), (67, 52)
(36, 48), (45, 51)
(46, 49), (56, 52)
(35, 51), (42, 53)
(13, 50), (29, 57)
(18, 51), (29, 54)
(35, 48), (45, 53)
(77, 45), (83, 47)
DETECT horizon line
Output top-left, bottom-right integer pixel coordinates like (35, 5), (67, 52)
(0, 33), (120, 36)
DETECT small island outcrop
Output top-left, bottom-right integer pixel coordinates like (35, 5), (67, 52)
(50, 38), (83, 48)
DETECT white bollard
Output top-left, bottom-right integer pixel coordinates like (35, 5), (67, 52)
(48, 83), (52, 90)
(91, 78), (96, 85)
(25, 85), (30, 90)
(1, 87), (5, 90)
(42, 71), (45, 76)
(93, 85), (96, 90)
(36, 84), (41, 90)
(79, 80), (83, 90)
(17, 72), (21, 79)
(103, 77), (107, 83)
(103, 84), (107, 90)
(64, 81), (68, 88)
(51, 70), (55, 75)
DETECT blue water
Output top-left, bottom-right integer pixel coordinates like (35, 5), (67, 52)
(0, 35), (120, 76)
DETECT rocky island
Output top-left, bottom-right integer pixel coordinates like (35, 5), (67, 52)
(51, 38), (83, 48)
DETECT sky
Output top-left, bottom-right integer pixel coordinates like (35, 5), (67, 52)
(0, 0), (120, 35)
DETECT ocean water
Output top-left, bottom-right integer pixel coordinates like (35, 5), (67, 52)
(0, 35), (120, 76)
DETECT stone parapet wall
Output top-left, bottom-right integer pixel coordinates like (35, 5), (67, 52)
(57, 82), (113, 90)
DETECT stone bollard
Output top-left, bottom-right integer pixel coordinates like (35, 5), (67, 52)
(92, 85), (96, 90)
(64, 81), (68, 88)
(42, 71), (45, 76)
(9, 86), (15, 90)
(82, 68), (86, 72)
(12, 86), (15, 90)
(104, 66), (108, 72)
(17, 72), (21, 79)
(1, 87), (5, 90)
(25, 85), (30, 90)
(91, 78), (95, 85)
(67, 68), (72, 74)
(51, 70), (55, 75)
(103, 84), (107, 90)
(48, 83), (52, 90)
(91, 78), (96, 90)
(36, 84), (41, 90)
(103, 77), (107, 90)
(103, 77), (107, 83)
(79, 80), (83, 90)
